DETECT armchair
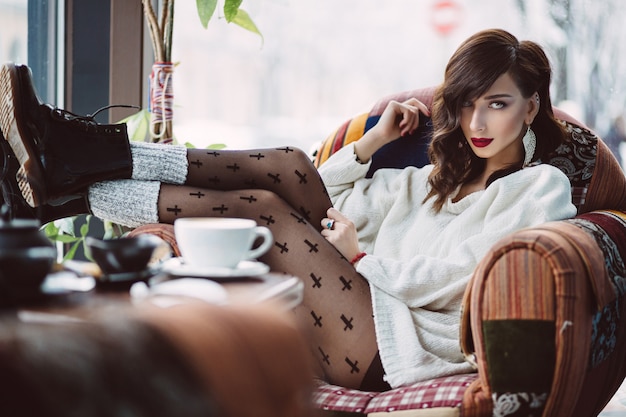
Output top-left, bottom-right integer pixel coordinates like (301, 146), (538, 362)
(131, 87), (626, 417)
(309, 87), (626, 417)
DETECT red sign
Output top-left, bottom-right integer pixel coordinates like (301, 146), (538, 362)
(431, 0), (463, 36)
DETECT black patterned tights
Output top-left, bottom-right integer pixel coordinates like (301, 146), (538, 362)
(156, 146), (382, 390)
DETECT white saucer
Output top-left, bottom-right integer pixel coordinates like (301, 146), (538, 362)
(130, 279), (229, 305)
(162, 257), (270, 278)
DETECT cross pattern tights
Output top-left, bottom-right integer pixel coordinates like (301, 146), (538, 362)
(157, 147), (381, 390)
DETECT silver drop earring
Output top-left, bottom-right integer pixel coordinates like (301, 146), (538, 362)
(522, 125), (537, 167)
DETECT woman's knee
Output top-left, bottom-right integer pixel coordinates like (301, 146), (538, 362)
(249, 189), (291, 210)
(267, 147), (314, 169)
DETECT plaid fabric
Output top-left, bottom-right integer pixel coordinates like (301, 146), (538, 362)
(312, 374), (478, 414)
(366, 375), (477, 413)
(312, 383), (377, 413)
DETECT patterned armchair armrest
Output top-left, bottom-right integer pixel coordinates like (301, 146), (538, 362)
(460, 210), (626, 417)
(128, 223), (179, 257)
(312, 212), (626, 417)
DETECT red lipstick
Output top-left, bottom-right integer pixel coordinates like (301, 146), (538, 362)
(471, 138), (493, 148)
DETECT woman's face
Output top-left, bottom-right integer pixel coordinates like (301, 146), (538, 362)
(459, 72), (538, 172)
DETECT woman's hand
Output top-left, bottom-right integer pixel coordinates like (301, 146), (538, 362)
(376, 98), (429, 141)
(320, 208), (361, 261)
(354, 98), (430, 163)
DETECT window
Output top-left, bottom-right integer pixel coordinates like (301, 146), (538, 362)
(27, 0), (61, 105)
(1, 1), (28, 85)
(167, 0), (626, 163)
(12, 0), (626, 166)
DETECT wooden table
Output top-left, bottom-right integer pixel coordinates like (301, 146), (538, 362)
(12, 266), (303, 324)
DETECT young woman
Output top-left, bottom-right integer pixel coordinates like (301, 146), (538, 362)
(0, 29), (576, 391)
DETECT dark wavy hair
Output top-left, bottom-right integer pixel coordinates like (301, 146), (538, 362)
(424, 29), (568, 212)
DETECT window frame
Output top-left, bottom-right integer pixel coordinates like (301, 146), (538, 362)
(28, 0), (145, 123)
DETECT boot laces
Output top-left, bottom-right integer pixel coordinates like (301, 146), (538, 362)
(51, 104), (141, 130)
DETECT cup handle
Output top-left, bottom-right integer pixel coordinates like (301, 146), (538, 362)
(246, 226), (274, 260)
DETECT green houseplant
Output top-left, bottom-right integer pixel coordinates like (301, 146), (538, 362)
(196, 0), (262, 37)
(143, 0), (262, 143)
(143, 0), (262, 64)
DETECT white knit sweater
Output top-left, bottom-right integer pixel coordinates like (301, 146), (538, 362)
(318, 143), (577, 388)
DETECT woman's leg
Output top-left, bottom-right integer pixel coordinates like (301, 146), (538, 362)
(85, 141), (384, 388)
(157, 184), (379, 390)
(88, 176), (383, 389)
(2, 61), (388, 389)
(182, 146), (331, 228)
(87, 144), (330, 226)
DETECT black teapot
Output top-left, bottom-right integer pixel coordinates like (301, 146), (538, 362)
(0, 205), (56, 302)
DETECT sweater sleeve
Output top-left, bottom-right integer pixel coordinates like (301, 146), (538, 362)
(356, 164), (577, 310)
(317, 143), (373, 197)
(318, 143), (426, 248)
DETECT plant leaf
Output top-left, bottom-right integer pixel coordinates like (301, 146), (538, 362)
(80, 222), (90, 238)
(231, 8), (263, 40)
(43, 222), (59, 239)
(55, 217), (78, 237)
(224, 0), (243, 22)
(64, 241), (81, 261)
(103, 221), (123, 239)
(197, 0), (218, 28)
(52, 234), (82, 244)
(207, 143), (227, 149)
(119, 109), (150, 142)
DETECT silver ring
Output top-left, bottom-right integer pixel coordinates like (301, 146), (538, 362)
(327, 219), (335, 230)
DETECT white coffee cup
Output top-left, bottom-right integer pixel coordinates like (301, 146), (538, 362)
(174, 218), (273, 269)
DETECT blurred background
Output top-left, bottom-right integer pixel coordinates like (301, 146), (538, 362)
(170, 0), (626, 156)
(1, 0), (626, 164)
(3, 2), (626, 413)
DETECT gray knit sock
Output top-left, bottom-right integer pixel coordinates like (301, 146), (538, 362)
(88, 180), (160, 228)
(130, 141), (188, 184)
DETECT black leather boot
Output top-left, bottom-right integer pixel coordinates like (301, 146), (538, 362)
(0, 137), (89, 223)
(0, 63), (133, 208)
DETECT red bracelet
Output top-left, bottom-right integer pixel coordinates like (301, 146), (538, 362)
(350, 252), (367, 265)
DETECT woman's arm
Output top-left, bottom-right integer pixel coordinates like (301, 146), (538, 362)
(354, 98), (430, 163)
(318, 98), (431, 256)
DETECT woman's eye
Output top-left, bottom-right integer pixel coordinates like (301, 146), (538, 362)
(461, 101), (472, 107)
(489, 101), (505, 109)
